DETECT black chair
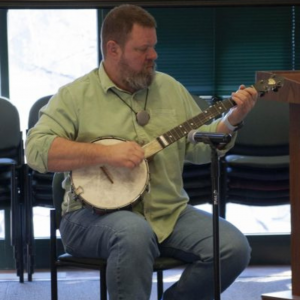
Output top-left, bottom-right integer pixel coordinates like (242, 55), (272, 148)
(25, 95), (54, 281)
(50, 172), (187, 300)
(222, 98), (290, 219)
(0, 96), (25, 282)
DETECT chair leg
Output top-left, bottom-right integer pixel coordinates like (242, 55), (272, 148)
(10, 164), (24, 283)
(19, 203), (24, 283)
(50, 264), (58, 300)
(100, 268), (107, 300)
(26, 239), (34, 282)
(16, 202), (24, 283)
(51, 264), (58, 300)
(50, 210), (58, 300)
(156, 270), (163, 300)
(25, 171), (34, 282)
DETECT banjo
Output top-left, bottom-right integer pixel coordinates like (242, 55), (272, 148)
(71, 75), (284, 214)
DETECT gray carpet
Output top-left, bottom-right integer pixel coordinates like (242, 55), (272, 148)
(0, 269), (292, 300)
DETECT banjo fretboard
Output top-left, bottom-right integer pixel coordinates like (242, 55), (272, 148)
(156, 98), (235, 148)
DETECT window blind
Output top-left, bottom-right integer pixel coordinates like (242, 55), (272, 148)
(148, 6), (298, 96)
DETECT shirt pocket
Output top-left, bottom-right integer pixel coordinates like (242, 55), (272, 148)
(147, 108), (178, 138)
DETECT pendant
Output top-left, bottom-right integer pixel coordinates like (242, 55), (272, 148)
(136, 110), (150, 126)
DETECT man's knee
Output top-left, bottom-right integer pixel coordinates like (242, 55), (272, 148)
(109, 213), (159, 258)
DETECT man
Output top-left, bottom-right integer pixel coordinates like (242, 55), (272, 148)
(26, 4), (257, 300)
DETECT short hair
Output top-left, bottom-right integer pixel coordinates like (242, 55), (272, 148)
(101, 4), (157, 58)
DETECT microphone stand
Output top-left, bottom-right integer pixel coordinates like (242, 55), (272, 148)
(192, 133), (231, 300)
(211, 139), (222, 300)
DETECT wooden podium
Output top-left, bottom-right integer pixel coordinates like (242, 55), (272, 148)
(256, 71), (300, 300)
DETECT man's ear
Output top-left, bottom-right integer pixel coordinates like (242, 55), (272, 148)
(106, 40), (121, 58)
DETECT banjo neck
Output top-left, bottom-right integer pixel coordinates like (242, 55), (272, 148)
(143, 98), (235, 159)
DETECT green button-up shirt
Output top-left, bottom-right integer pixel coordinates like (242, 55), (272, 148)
(25, 63), (235, 242)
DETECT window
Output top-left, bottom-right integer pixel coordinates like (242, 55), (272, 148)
(226, 204), (291, 234)
(8, 9), (98, 136)
(7, 9), (98, 239)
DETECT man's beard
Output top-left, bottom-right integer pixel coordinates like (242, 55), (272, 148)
(119, 58), (156, 92)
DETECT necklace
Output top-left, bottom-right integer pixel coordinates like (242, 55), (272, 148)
(110, 89), (150, 126)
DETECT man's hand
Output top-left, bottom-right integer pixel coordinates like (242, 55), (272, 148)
(217, 85), (258, 133)
(103, 141), (145, 169)
(227, 85), (258, 126)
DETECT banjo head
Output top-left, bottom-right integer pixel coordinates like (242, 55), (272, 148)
(71, 137), (150, 211)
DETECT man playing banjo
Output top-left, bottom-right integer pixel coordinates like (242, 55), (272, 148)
(26, 4), (257, 300)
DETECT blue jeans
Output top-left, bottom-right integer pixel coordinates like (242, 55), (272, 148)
(60, 205), (251, 300)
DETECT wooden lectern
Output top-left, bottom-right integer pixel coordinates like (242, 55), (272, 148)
(256, 71), (300, 300)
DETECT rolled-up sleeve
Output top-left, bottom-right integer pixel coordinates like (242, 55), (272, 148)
(25, 87), (78, 173)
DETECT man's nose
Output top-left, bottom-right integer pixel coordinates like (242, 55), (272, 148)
(147, 47), (158, 60)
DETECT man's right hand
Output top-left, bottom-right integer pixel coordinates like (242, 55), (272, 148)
(103, 141), (145, 169)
